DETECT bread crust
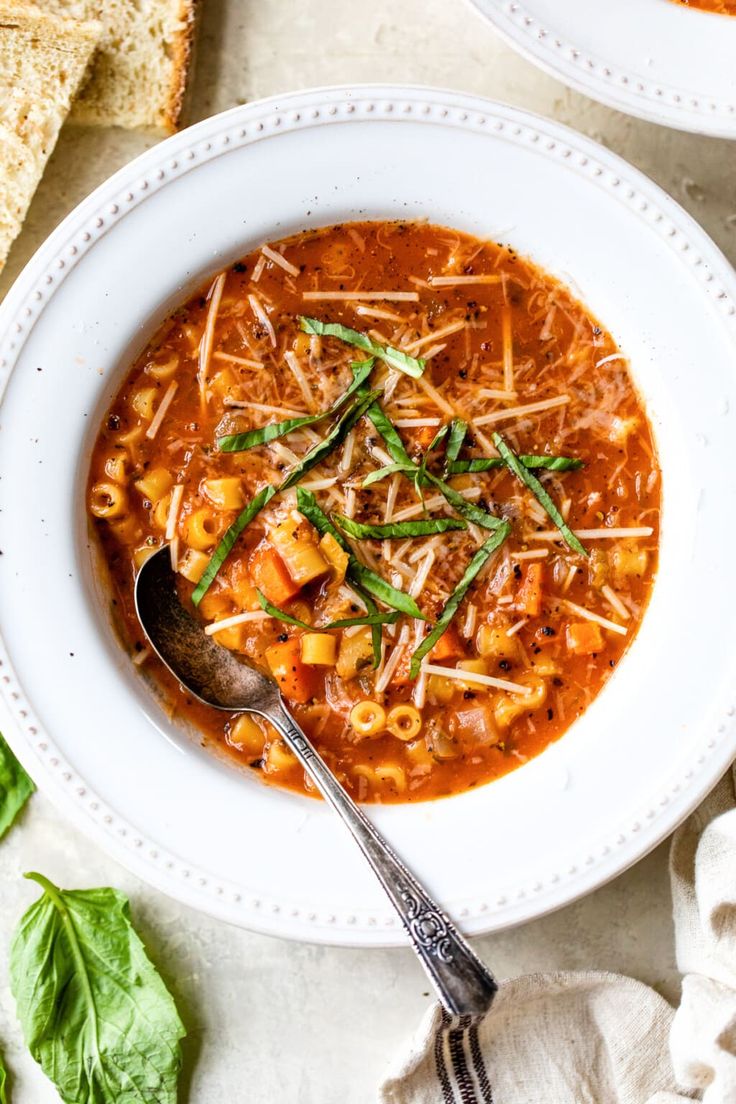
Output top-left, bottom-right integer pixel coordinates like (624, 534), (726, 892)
(0, 1), (100, 270)
(161, 0), (198, 133)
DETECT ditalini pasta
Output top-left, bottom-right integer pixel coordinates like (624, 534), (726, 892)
(88, 221), (660, 803)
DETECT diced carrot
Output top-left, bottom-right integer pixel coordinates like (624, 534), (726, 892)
(415, 425), (439, 449)
(516, 563), (543, 617)
(249, 543), (301, 605)
(566, 621), (604, 656)
(430, 623), (465, 663)
(265, 637), (317, 703)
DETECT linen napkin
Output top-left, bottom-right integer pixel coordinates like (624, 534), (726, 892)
(380, 765), (736, 1103)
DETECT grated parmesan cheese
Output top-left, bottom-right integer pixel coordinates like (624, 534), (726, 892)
(421, 662), (530, 694)
(561, 598), (627, 636)
(302, 290), (419, 302)
(146, 381), (178, 440)
(261, 243), (300, 278)
(165, 483), (184, 540)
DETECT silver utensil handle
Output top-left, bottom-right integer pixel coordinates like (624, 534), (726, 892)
(269, 700), (497, 1017)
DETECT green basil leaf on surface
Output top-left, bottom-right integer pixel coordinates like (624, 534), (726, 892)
(335, 516), (466, 540)
(194, 390), (381, 603)
(295, 488), (427, 621)
(216, 360), (374, 452)
(418, 424), (449, 487)
(444, 419), (468, 467)
(279, 390), (380, 491)
(10, 872), (185, 1104)
(293, 491), (384, 666)
(357, 403), (504, 531)
(423, 471), (504, 531)
(0, 1050), (6, 1104)
(192, 483), (277, 605)
(255, 590), (399, 630)
(447, 454), (583, 474)
(492, 432), (588, 556)
(300, 317), (425, 378)
(409, 521), (512, 678)
(348, 561), (426, 619)
(0, 734), (34, 840)
(361, 462), (416, 488)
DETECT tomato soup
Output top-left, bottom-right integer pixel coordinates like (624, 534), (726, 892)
(671, 0), (736, 13)
(88, 221), (660, 803)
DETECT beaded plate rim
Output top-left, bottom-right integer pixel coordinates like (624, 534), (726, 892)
(466, 0), (736, 138)
(0, 85), (735, 945)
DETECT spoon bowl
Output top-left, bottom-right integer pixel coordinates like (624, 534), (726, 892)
(135, 546), (497, 1016)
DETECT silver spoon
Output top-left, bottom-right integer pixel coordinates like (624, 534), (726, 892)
(135, 546), (497, 1015)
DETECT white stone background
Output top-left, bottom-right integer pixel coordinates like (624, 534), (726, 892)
(1, 1), (735, 1100)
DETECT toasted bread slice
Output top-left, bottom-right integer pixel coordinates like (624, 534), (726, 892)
(44, 0), (197, 133)
(0, 3), (99, 272)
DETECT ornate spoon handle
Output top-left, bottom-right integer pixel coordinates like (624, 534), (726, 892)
(269, 700), (497, 1016)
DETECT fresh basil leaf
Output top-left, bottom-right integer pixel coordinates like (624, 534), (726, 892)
(295, 488), (427, 621)
(279, 390), (380, 491)
(349, 561), (426, 619)
(445, 419), (468, 467)
(335, 515), (466, 540)
(323, 611), (401, 629)
(194, 391), (380, 603)
(256, 591), (311, 627)
(409, 522), (512, 677)
(11, 872), (185, 1104)
(359, 401), (504, 530)
(0, 733), (34, 840)
(192, 484), (277, 605)
(295, 488), (351, 550)
(492, 432), (588, 556)
(448, 454), (584, 474)
(364, 401), (414, 466)
(418, 423), (449, 489)
(300, 317), (425, 378)
(423, 471), (504, 531)
(255, 590), (399, 630)
(0, 1050), (6, 1104)
(216, 361), (374, 452)
(362, 462), (415, 488)
(293, 491), (389, 665)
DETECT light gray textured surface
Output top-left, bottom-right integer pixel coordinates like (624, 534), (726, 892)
(0, 1), (734, 1100)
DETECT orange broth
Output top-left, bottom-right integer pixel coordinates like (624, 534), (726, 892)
(88, 221), (660, 803)
(672, 0), (736, 13)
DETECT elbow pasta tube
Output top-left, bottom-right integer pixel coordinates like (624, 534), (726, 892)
(89, 482), (128, 519)
(229, 714), (265, 755)
(374, 764), (407, 792)
(117, 423), (145, 450)
(265, 739), (295, 772)
(146, 353), (179, 380)
(350, 700), (386, 737)
(386, 704), (422, 742)
(178, 548), (210, 584)
(202, 477), (244, 511)
(104, 455), (127, 483)
(134, 467), (173, 504)
(131, 386), (158, 420)
(494, 675), (547, 729)
(132, 543), (159, 569)
(301, 633), (336, 666)
(152, 493), (171, 530)
(184, 508), (220, 551)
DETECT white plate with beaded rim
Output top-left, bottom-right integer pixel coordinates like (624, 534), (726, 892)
(467, 0), (736, 137)
(1, 85), (735, 945)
